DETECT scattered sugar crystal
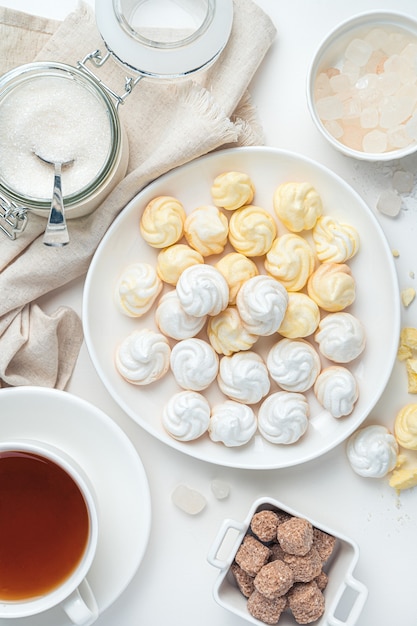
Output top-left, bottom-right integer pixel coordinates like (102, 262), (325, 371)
(392, 249), (400, 258)
(171, 484), (207, 515)
(356, 73), (378, 90)
(345, 38), (373, 66)
(329, 72), (351, 93)
(377, 71), (401, 96)
(392, 169), (414, 193)
(365, 49), (388, 74)
(315, 95), (344, 120)
(364, 28), (389, 51)
(376, 188), (402, 216)
(401, 287), (416, 307)
(387, 125), (412, 149)
(363, 129), (387, 153)
(382, 32), (410, 56)
(343, 97), (361, 119)
(210, 479), (230, 500)
(360, 106), (378, 128)
(324, 119), (343, 139)
(314, 72), (332, 99)
(342, 59), (360, 83)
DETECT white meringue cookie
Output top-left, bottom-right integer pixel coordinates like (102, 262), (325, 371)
(267, 338), (321, 392)
(162, 391), (210, 441)
(115, 328), (170, 385)
(170, 338), (219, 391)
(314, 366), (359, 418)
(258, 391), (309, 444)
(347, 425), (398, 478)
(176, 264), (229, 317)
(228, 205), (276, 256)
(278, 292), (320, 339)
(155, 291), (206, 340)
(140, 195), (185, 248)
(184, 205), (228, 256)
(265, 233), (316, 291)
(211, 171), (255, 211)
(236, 275), (289, 336)
(217, 351), (270, 404)
(207, 306), (258, 356)
(114, 262), (162, 317)
(315, 312), (366, 363)
(312, 215), (360, 263)
(208, 400), (257, 447)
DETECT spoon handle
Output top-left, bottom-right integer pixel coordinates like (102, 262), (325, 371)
(43, 162), (70, 247)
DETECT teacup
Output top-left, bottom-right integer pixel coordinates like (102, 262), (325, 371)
(0, 439), (99, 625)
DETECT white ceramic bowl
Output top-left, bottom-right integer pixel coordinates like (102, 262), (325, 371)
(207, 497), (368, 626)
(307, 11), (417, 161)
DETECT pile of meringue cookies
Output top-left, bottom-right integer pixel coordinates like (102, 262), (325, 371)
(113, 170), (366, 449)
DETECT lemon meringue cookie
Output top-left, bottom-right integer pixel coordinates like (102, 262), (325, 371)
(278, 292), (320, 339)
(265, 233), (316, 291)
(314, 366), (359, 418)
(207, 306), (258, 356)
(312, 215), (360, 263)
(211, 171), (255, 211)
(267, 338), (321, 393)
(115, 328), (171, 385)
(162, 390), (210, 441)
(170, 338), (219, 391)
(114, 262), (162, 317)
(184, 205), (228, 256)
(307, 262), (355, 312)
(176, 264), (229, 317)
(140, 196), (186, 248)
(208, 400), (257, 447)
(229, 205), (276, 256)
(215, 252), (259, 305)
(273, 182), (322, 232)
(155, 290), (206, 340)
(156, 244), (204, 285)
(217, 351), (270, 404)
(394, 403), (417, 450)
(236, 275), (289, 336)
(347, 425), (398, 478)
(258, 391), (309, 444)
(315, 312), (366, 363)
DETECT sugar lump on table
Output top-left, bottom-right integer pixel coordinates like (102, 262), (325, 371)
(211, 170), (255, 211)
(139, 195), (185, 248)
(170, 338), (219, 391)
(208, 400), (257, 447)
(114, 262), (162, 317)
(184, 205), (228, 256)
(267, 338), (321, 393)
(162, 390), (210, 441)
(217, 351), (270, 405)
(228, 205), (276, 256)
(115, 328), (170, 385)
(314, 365), (358, 418)
(258, 391), (309, 445)
(264, 233), (316, 291)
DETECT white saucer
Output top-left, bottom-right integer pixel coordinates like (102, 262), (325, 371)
(0, 386), (151, 625)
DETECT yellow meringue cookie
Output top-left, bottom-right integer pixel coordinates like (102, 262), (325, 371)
(184, 205), (228, 256)
(140, 196), (186, 248)
(278, 292), (320, 339)
(215, 252), (259, 305)
(389, 466), (417, 491)
(394, 403), (417, 450)
(273, 182), (322, 232)
(312, 215), (360, 263)
(307, 262), (355, 312)
(156, 244), (204, 285)
(228, 205), (277, 256)
(207, 306), (258, 356)
(211, 171), (255, 211)
(265, 233), (316, 291)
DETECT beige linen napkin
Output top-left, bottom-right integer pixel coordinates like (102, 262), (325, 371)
(0, 1), (276, 389)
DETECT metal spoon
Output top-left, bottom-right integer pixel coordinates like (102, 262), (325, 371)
(35, 153), (74, 247)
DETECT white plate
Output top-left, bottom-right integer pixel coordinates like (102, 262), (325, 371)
(0, 386), (151, 625)
(83, 146), (400, 470)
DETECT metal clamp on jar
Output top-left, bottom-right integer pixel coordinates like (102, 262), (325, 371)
(0, 0), (233, 245)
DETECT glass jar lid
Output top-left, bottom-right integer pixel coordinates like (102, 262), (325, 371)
(95, 0), (233, 78)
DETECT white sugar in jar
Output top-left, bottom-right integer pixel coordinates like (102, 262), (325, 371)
(0, 62), (128, 219)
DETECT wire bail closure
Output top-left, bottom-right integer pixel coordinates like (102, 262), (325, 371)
(0, 194), (28, 240)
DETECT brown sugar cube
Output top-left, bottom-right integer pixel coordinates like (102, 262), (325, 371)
(235, 535), (271, 577)
(254, 560), (294, 599)
(230, 562), (255, 598)
(277, 517), (313, 556)
(269, 542), (286, 562)
(314, 570), (328, 591)
(247, 589), (287, 625)
(287, 581), (325, 624)
(313, 527), (336, 562)
(251, 510), (280, 542)
(283, 547), (322, 583)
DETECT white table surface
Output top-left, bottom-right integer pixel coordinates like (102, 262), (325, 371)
(2, 1), (417, 625)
